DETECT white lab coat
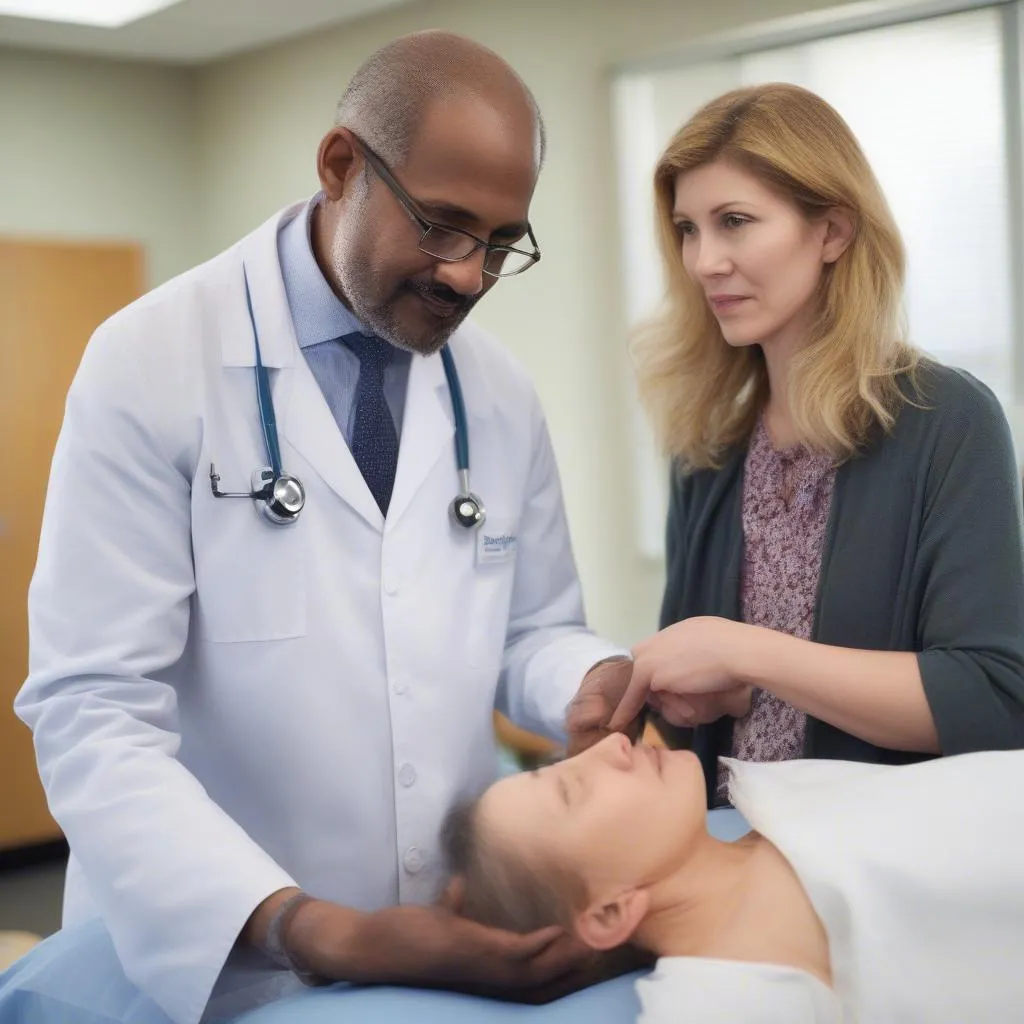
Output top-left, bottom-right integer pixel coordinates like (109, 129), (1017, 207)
(15, 204), (620, 1024)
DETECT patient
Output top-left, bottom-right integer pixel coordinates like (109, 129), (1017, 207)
(442, 734), (1024, 1022)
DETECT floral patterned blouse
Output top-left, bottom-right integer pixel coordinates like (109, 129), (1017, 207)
(716, 417), (836, 797)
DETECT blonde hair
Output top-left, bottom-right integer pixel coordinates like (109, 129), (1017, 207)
(632, 82), (920, 469)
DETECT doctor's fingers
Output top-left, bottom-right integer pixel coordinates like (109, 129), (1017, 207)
(500, 923), (565, 960)
(450, 917), (563, 961)
(516, 929), (593, 984)
(605, 661), (656, 733)
(565, 690), (611, 732)
(462, 923), (586, 986)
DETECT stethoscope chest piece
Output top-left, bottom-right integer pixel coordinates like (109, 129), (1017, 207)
(450, 491), (486, 530)
(252, 468), (305, 526)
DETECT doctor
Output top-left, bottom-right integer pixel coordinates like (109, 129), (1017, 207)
(14, 30), (637, 1024)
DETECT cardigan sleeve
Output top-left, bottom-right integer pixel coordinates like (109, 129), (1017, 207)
(915, 370), (1024, 752)
(659, 463), (690, 630)
(654, 465), (703, 752)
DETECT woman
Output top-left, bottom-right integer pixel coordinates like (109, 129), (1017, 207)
(606, 83), (1024, 803)
(443, 733), (1024, 1022)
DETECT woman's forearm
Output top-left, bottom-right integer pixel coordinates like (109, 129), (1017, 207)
(735, 628), (941, 754)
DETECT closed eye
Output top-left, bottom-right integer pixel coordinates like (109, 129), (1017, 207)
(532, 767), (572, 808)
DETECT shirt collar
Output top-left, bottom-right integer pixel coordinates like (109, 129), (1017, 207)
(278, 193), (369, 349)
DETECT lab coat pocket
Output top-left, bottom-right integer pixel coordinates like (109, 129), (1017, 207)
(192, 504), (308, 643)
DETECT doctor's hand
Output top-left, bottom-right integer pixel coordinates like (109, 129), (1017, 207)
(285, 901), (590, 995)
(609, 617), (757, 731)
(565, 656), (644, 756)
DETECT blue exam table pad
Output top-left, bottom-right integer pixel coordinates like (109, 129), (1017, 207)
(0, 808), (750, 1024)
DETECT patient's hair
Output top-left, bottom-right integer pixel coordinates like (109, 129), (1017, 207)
(440, 796), (587, 933)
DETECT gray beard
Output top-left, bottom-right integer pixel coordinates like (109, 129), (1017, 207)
(330, 212), (468, 355)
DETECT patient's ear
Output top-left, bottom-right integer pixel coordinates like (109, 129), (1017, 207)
(575, 889), (650, 950)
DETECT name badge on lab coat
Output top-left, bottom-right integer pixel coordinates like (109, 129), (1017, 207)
(476, 521), (518, 567)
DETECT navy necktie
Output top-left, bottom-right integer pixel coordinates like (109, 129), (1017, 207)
(344, 332), (398, 515)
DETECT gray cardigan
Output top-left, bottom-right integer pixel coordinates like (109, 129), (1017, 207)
(659, 363), (1024, 807)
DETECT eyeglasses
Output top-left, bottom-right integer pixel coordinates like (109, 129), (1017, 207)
(350, 133), (541, 278)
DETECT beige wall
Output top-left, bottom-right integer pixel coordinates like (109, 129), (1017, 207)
(194, 0), (849, 645)
(0, 47), (198, 287)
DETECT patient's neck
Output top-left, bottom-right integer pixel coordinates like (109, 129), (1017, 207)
(633, 831), (834, 988)
(634, 832), (763, 958)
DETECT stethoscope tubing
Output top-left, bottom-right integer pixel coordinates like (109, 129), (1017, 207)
(439, 344), (469, 473)
(233, 263), (480, 528)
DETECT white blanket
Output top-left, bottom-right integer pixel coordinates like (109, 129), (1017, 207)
(635, 751), (1024, 1023)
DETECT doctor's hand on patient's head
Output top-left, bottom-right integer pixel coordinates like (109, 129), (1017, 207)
(434, 880), (653, 1005)
(437, 874), (653, 1005)
(565, 656), (646, 756)
(293, 902), (590, 997)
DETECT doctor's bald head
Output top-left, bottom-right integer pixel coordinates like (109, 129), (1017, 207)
(313, 31), (546, 356)
(335, 30), (546, 171)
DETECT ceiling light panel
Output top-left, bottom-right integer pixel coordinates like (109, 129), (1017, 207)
(0, 0), (181, 28)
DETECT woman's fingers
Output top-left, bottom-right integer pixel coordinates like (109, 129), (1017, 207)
(657, 695), (697, 727)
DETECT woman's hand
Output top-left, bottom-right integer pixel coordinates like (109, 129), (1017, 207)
(609, 616), (941, 753)
(650, 686), (753, 728)
(609, 617), (759, 730)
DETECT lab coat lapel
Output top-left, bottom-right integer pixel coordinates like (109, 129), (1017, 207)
(387, 350), (453, 528)
(221, 205), (302, 369)
(282, 357), (384, 529)
(228, 206), (384, 530)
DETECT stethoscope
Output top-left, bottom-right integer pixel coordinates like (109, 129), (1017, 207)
(210, 266), (485, 530)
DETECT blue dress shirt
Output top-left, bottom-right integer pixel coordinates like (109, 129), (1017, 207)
(276, 196), (411, 445)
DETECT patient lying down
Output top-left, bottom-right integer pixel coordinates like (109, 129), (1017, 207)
(442, 734), (1024, 1023)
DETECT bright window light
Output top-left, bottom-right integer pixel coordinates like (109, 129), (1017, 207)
(0, 0), (181, 28)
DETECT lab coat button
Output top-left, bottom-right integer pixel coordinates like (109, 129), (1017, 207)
(398, 763), (416, 787)
(403, 847), (424, 874)
(392, 677), (409, 696)
(383, 568), (400, 595)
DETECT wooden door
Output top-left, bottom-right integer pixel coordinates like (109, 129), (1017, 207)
(0, 238), (143, 850)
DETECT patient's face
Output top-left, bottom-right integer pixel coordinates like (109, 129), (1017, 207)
(478, 733), (706, 903)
